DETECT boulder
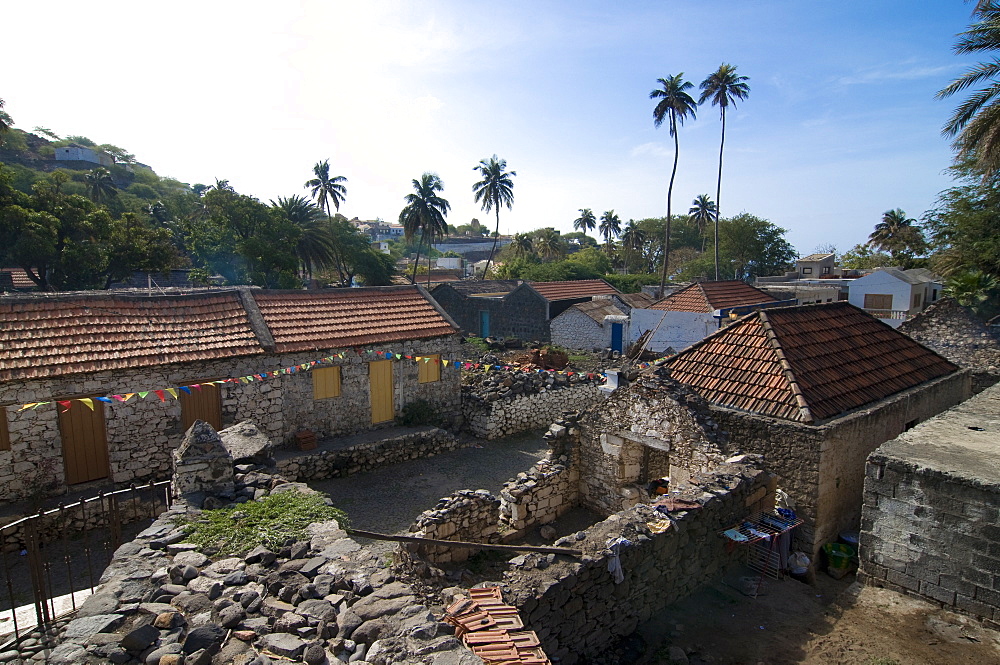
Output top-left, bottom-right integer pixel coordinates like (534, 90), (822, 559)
(219, 420), (273, 464)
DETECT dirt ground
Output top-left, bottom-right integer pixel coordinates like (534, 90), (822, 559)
(632, 572), (1000, 665)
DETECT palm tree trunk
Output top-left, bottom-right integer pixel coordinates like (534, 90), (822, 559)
(658, 116), (680, 298)
(411, 234), (423, 285)
(427, 232), (434, 287)
(482, 206), (501, 280)
(714, 108), (726, 281)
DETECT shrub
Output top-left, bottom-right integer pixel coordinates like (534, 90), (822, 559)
(399, 399), (442, 427)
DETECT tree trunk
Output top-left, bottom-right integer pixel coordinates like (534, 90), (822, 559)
(658, 114), (680, 298)
(715, 107), (726, 281)
(411, 233), (423, 285)
(481, 206), (501, 280)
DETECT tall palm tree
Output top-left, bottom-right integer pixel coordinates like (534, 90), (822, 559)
(533, 228), (565, 262)
(689, 194), (718, 250)
(598, 210), (622, 255)
(651, 74), (698, 296)
(868, 208), (926, 265)
(271, 195), (335, 280)
(305, 160), (348, 282)
(937, 3), (1000, 177)
(85, 167), (118, 205)
(472, 155), (516, 280)
(700, 64), (750, 279)
(573, 208), (597, 235)
(399, 173), (450, 285)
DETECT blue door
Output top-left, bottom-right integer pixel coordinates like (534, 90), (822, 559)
(610, 322), (624, 353)
(479, 310), (490, 337)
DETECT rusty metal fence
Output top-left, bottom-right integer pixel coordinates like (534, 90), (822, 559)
(0, 481), (172, 645)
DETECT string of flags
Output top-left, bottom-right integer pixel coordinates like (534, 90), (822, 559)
(13, 346), (645, 414)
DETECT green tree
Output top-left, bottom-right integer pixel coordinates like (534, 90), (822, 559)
(650, 74), (698, 295)
(573, 208), (597, 234)
(85, 167), (118, 205)
(563, 231), (598, 250)
(33, 126), (59, 140)
(0, 98), (13, 135)
(472, 155), (516, 280)
(681, 213), (795, 282)
(509, 232), (535, 259)
(688, 194), (717, 249)
(620, 220), (648, 274)
(700, 64), (750, 278)
(97, 144), (136, 165)
(399, 173), (450, 285)
(937, 3), (1000, 177)
(868, 208), (927, 267)
(923, 163), (1000, 279)
(305, 159), (349, 282)
(944, 270), (999, 315)
(271, 195), (335, 280)
(598, 210), (622, 255)
(532, 227), (565, 262)
(839, 243), (893, 270)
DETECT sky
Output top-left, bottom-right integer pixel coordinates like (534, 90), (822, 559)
(2, 1), (983, 255)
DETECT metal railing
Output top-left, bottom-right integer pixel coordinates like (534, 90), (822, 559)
(0, 481), (172, 645)
(864, 308), (909, 321)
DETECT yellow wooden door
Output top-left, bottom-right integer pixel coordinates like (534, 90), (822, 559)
(59, 400), (109, 485)
(369, 360), (394, 424)
(180, 384), (223, 431)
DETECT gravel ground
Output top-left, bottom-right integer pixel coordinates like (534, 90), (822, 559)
(308, 430), (550, 544)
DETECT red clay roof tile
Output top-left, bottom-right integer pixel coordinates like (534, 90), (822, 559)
(665, 302), (958, 423)
(651, 281), (776, 313)
(527, 280), (619, 301)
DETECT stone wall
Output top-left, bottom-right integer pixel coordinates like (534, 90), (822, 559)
(499, 457), (578, 538)
(550, 309), (605, 351)
(501, 460), (775, 664)
(711, 370), (972, 557)
(0, 336), (460, 504)
(431, 284), (551, 340)
(407, 490), (502, 563)
(897, 297), (1000, 393)
(462, 381), (601, 439)
(275, 427), (461, 482)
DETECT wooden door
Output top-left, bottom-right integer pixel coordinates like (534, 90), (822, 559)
(180, 384), (223, 431)
(59, 400), (109, 485)
(369, 360), (394, 424)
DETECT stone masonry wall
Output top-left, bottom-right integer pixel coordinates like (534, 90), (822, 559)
(860, 456), (1000, 628)
(0, 336), (460, 504)
(463, 383), (600, 439)
(501, 460), (775, 664)
(275, 427), (461, 482)
(499, 457), (578, 539)
(550, 309), (604, 351)
(408, 490), (502, 563)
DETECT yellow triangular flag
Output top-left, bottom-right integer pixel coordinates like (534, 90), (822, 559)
(79, 398), (95, 411)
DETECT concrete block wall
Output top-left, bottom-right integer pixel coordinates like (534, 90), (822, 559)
(860, 456), (1000, 628)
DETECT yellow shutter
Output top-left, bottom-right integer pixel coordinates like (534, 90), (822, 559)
(313, 367), (342, 399)
(369, 360), (394, 424)
(59, 398), (109, 485)
(180, 383), (223, 431)
(418, 354), (441, 384)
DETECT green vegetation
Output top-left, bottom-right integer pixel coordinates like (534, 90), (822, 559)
(178, 490), (349, 555)
(473, 155), (516, 279)
(398, 399), (443, 427)
(400, 173), (450, 285)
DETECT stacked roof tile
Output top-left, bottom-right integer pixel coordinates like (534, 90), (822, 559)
(445, 587), (550, 664)
(253, 286), (457, 353)
(665, 302), (958, 423)
(0, 292), (262, 382)
(650, 281), (776, 313)
(527, 280), (619, 301)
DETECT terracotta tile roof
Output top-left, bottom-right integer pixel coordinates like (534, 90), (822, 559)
(651, 281), (776, 313)
(665, 302), (958, 423)
(446, 587), (550, 665)
(437, 280), (521, 296)
(527, 279), (619, 302)
(617, 292), (655, 308)
(564, 299), (625, 324)
(253, 286), (457, 353)
(1, 268), (38, 289)
(0, 292), (263, 382)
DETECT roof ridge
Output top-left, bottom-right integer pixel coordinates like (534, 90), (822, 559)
(757, 310), (814, 424)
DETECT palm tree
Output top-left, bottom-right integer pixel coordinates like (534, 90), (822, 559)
(86, 167), (118, 205)
(598, 210), (622, 255)
(620, 220), (648, 273)
(944, 270), (999, 313)
(399, 173), (450, 285)
(573, 208), (597, 235)
(937, 3), (1000, 177)
(700, 64), (750, 279)
(305, 160), (348, 282)
(509, 233), (535, 260)
(472, 155), (516, 279)
(868, 208), (926, 265)
(533, 228), (565, 262)
(689, 194), (718, 250)
(271, 195), (335, 280)
(651, 74), (698, 295)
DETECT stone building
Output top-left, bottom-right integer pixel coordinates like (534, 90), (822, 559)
(659, 302), (969, 556)
(550, 293), (656, 352)
(897, 296), (1000, 393)
(430, 279), (619, 341)
(860, 384), (1000, 628)
(0, 286), (460, 503)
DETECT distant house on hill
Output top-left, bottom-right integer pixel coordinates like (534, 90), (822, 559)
(663, 301), (968, 557)
(0, 286), (460, 503)
(430, 279), (620, 341)
(848, 268), (942, 327)
(627, 280), (783, 353)
(52, 144), (114, 168)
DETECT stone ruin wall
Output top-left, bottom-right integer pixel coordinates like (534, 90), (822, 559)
(275, 427), (461, 482)
(860, 452), (1000, 628)
(462, 375), (600, 439)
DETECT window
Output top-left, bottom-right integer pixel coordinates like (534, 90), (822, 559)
(418, 355), (441, 383)
(0, 407), (9, 451)
(802, 267), (813, 274)
(932, 289), (939, 301)
(912, 293), (922, 309)
(822, 266), (831, 275)
(313, 366), (342, 399)
(863, 293), (893, 310)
